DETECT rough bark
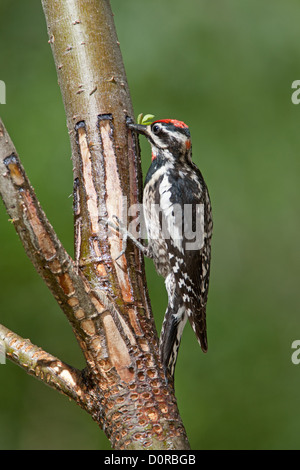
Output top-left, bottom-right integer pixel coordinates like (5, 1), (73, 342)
(0, 0), (190, 450)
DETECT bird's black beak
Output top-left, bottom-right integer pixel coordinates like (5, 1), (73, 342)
(127, 123), (148, 136)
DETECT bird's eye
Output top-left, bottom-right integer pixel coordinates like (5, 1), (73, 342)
(152, 124), (161, 135)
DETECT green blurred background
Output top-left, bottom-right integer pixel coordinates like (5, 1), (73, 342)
(0, 0), (300, 450)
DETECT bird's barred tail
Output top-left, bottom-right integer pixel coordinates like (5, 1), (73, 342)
(159, 303), (188, 377)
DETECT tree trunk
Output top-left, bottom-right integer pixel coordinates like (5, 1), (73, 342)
(0, 0), (190, 450)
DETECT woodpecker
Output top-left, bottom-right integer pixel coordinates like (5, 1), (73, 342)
(128, 119), (213, 377)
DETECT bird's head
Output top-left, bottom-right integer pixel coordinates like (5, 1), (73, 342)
(129, 119), (192, 163)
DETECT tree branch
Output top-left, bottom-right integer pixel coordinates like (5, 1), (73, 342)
(0, 0), (191, 450)
(0, 117), (120, 379)
(0, 324), (93, 410)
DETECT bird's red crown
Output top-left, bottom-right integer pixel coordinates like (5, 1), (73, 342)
(153, 119), (189, 129)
